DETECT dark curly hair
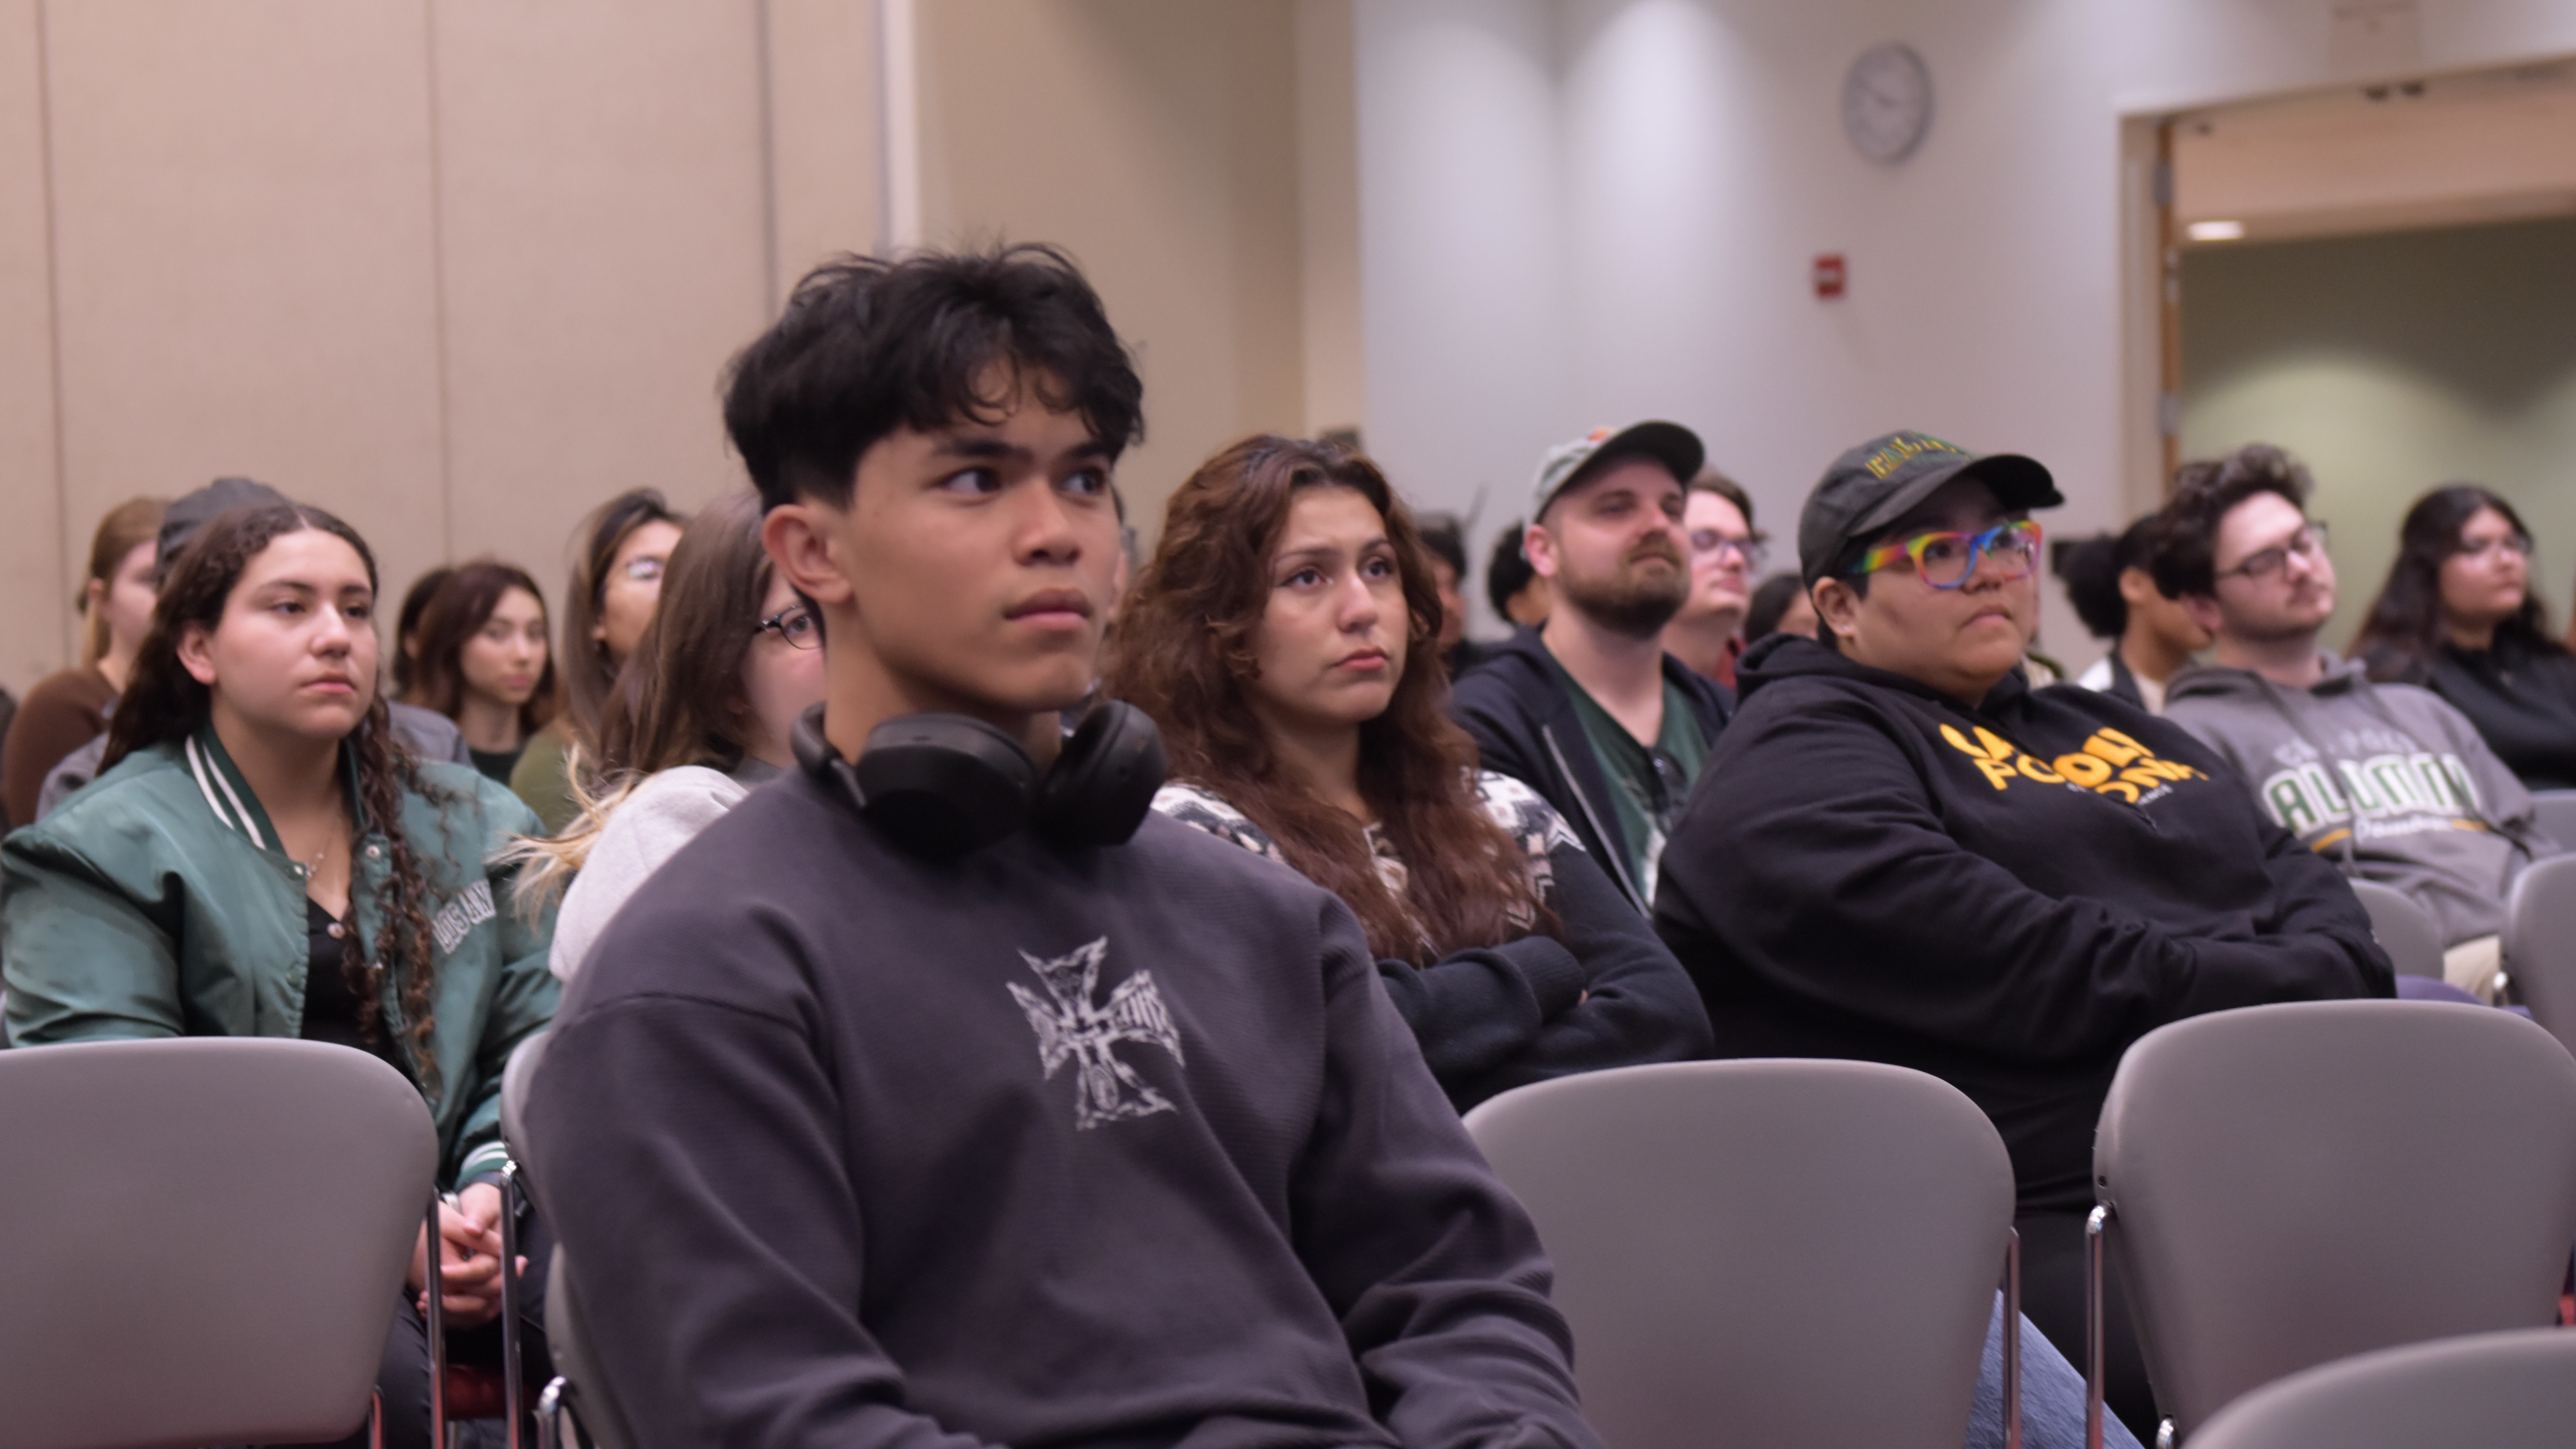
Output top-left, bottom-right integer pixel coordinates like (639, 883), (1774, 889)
(1104, 436), (1553, 964)
(105, 503), (456, 1089)
(2149, 443), (2314, 600)
(2353, 485), (2561, 682)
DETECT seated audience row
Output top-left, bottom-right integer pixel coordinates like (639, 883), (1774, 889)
(23, 238), (2552, 1448)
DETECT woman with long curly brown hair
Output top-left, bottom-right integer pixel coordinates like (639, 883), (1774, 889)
(1104, 435), (1709, 1109)
(0, 501), (558, 1449)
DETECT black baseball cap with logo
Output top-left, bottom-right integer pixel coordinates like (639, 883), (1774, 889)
(1797, 431), (2061, 583)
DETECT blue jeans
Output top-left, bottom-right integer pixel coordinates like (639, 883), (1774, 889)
(1968, 1293), (2145, 1449)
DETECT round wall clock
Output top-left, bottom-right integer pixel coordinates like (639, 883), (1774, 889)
(1842, 43), (1933, 164)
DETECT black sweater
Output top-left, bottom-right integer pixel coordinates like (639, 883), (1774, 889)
(1452, 628), (1732, 911)
(1654, 636), (2392, 1212)
(523, 763), (1597, 1449)
(1153, 773), (1711, 1111)
(2417, 637), (2576, 792)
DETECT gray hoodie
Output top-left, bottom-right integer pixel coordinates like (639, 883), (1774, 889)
(2165, 653), (2555, 945)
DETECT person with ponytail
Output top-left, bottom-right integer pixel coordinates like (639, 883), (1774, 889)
(516, 488), (826, 980)
(1104, 435), (1710, 1110)
(1, 501), (559, 1449)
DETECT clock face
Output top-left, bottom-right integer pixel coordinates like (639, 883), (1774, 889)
(1843, 43), (1933, 164)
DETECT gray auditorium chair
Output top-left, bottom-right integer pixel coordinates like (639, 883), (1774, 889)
(0, 1037), (437, 1449)
(503, 1028), (640, 1449)
(2504, 853), (2576, 1060)
(2087, 1001), (2576, 1442)
(1464, 1059), (2019, 1449)
(2184, 1327), (2576, 1449)
(2345, 879), (2442, 980)
(2527, 789), (2576, 850)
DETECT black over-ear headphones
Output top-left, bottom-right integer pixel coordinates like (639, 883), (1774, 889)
(793, 701), (1168, 860)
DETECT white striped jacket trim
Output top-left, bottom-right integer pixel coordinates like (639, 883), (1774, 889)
(185, 735), (268, 850)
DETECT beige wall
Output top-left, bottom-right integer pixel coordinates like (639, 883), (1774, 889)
(1, 0), (1360, 697)
(0, 0), (66, 687)
(0, 0), (881, 699)
(915, 0), (1333, 542)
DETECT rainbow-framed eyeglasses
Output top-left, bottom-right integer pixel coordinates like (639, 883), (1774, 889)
(1850, 520), (2045, 590)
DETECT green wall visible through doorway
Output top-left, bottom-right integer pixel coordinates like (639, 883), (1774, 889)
(2180, 216), (2576, 654)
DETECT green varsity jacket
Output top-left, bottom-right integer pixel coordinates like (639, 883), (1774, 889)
(1, 726), (559, 1187)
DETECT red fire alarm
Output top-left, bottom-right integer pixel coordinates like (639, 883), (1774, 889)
(1813, 253), (1847, 299)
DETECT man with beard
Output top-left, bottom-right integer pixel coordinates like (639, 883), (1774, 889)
(2154, 443), (2555, 999)
(1453, 422), (1732, 911)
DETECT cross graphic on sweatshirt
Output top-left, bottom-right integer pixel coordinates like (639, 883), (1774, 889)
(1009, 938), (1186, 1130)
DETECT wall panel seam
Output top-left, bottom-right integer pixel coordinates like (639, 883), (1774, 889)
(36, 0), (70, 663)
(422, 0), (456, 561)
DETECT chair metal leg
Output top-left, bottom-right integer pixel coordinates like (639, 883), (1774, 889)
(535, 1378), (565, 1449)
(2085, 1205), (2111, 1449)
(371, 1389), (385, 1449)
(2004, 1227), (2023, 1449)
(425, 1193), (448, 1449)
(501, 1160), (526, 1449)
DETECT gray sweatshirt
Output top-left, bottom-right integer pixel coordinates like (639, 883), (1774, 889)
(2165, 653), (2555, 945)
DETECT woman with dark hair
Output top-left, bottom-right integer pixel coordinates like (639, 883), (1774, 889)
(516, 489), (826, 980)
(510, 488), (687, 832)
(391, 564), (453, 699)
(1, 503), (558, 1449)
(405, 561), (557, 785)
(1103, 435), (1710, 1110)
(2061, 515), (2210, 714)
(2354, 486), (2576, 789)
(2, 495), (163, 826)
(1741, 572), (1818, 644)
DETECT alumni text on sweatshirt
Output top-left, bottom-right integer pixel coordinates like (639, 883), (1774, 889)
(2163, 654), (2555, 947)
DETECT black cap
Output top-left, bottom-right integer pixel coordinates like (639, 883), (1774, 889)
(158, 477), (292, 577)
(1798, 431), (2061, 583)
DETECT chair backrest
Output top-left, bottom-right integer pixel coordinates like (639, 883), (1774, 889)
(2185, 1327), (2576, 1449)
(500, 1027), (548, 1162)
(2527, 789), (2576, 851)
(2345, 879), (2443, 979)
(2094, 1001), (2576, 1434)
(0, 1038), (436, 1449)
(545, 1247), (641, 1449)
(1463, 1059), (2014, 1449)
(2504, 853), (2576, 1060)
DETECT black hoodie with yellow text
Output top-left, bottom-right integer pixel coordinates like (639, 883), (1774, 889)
(1653, 635), (2392, 1212)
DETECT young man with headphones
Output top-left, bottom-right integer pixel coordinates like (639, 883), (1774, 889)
(521, 246), (1599, 1449)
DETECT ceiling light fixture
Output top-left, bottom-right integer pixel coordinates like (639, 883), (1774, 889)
(2187, 220), (2248, 242)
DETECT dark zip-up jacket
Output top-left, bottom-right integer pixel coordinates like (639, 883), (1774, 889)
(1654, 635), (2391, 1212)
(522, 762), (1597, 1449)
(1451, 627), (1732, 911)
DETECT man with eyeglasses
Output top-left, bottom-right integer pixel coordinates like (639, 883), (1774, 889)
(1452, 422), (1734, 913)
(1663, 470), (1765, 687)
(1654, 431), (2389, 1440)
(2154, 444), (2556, 1001)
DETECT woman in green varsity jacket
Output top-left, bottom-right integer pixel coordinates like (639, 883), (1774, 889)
(0, 500), (557, 1449)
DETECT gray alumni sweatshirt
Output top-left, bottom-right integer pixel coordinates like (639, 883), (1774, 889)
(2164, 653), (2556, 945)
(521, 762), (1597, 1449)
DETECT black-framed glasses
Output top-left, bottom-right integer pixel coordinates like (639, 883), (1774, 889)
(2218, 521), (2330, 582)
(754, 605), (820, 650)
(1689, 531), (1768, 571)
